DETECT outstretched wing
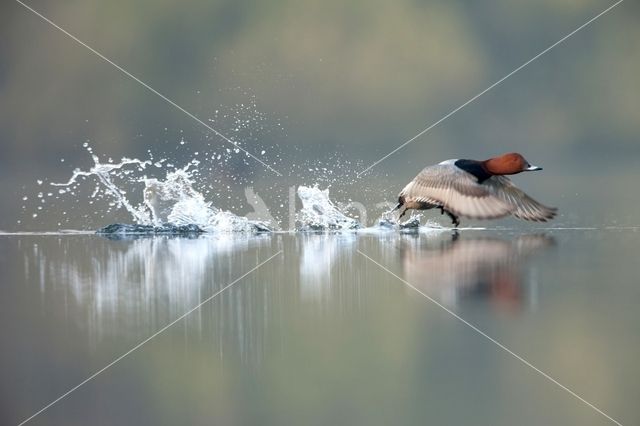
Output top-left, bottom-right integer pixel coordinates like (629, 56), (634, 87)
(399, 164), (513, 219)
(485, 176), (557, 222)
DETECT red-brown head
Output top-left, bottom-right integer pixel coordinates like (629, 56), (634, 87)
(482, 153), (542, 176)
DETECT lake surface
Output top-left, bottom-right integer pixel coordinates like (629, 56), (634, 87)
(1, 229), (638, 426)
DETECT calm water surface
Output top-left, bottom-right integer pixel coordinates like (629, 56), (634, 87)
(1, 229), (638, 426)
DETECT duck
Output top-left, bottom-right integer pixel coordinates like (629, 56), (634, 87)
(394, 152), (557, 227)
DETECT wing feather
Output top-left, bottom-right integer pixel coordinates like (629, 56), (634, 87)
(399, 165), (513, 219)
(485, 176), (557, 222)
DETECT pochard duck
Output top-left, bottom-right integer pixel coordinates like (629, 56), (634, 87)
(395, 153), (557, 227)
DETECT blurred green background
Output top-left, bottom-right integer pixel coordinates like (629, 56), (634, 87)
(1, 0), (639, 230)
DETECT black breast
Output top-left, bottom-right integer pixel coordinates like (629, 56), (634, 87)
(454, 159), (492, 183)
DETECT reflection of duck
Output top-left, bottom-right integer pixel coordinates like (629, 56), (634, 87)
(400, 234), (555, 311)
(394, 153), (557, 227)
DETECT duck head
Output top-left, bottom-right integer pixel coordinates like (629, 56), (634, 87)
(483, 153), (542, 176)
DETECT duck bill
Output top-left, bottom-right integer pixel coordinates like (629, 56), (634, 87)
(526, 164), (543, 171)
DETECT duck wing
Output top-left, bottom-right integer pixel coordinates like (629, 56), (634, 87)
(485, 176), (557, 222)
(399, 164), (513, 219)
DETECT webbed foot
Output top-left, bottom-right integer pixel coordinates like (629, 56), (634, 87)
(443, 210), (460, 228)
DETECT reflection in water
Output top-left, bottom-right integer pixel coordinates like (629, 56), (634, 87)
(399, 234), (555, 310)
(31, 235), (276, 362)
(25, 233), (553, 365)
(9, 233), (640, 426)
(299, 234), (356, 300)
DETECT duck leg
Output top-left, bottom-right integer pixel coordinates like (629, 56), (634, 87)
(443, 209), (460, 228)
(398, 206), (408, 219)
(392, 198), (409, 219)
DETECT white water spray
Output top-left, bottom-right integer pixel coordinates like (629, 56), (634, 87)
(296, 186), (361, 231)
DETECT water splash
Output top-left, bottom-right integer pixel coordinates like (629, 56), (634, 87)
(296, 185), (361, 231)
(51, 154), (153, 224)
(29, 139), (451, 234)
(50, 151), (271, 233)
(144, 168), (271, 232)
(44, 150), (368, 233)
